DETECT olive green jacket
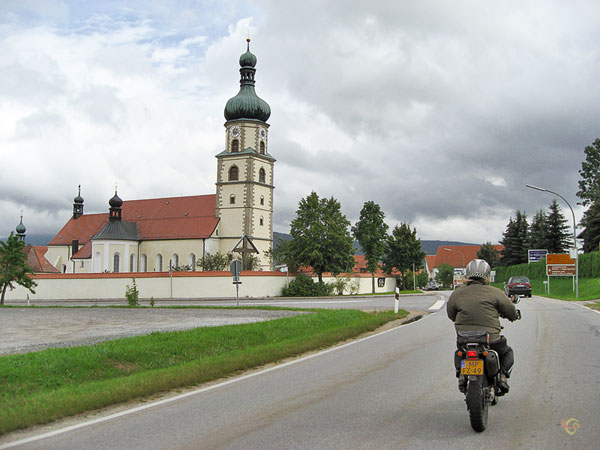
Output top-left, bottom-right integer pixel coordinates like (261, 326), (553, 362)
(446, 280), (518, 342)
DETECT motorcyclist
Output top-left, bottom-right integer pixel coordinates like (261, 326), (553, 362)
(446, 259), (520, 395)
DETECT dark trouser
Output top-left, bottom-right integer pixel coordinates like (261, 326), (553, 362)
(489, 336), (514, 377)
(454, 336), (515, 377)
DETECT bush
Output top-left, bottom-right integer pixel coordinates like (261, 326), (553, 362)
(328, 277), (359, 295)
(125, 278), (139, 307)
(282, 274), (333, 297)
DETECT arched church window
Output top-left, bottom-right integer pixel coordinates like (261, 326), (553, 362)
(232, 139), (239, 152)
(260, 195), (264, 206)
(141, 254), (148, 272)
(260, 141), (265, 154)
(129, 254), (136, 272)
(113, 253), (120, 273)
(230, 194), (236, 204)
(171, 254), (179, 270)
(259, 168), (266, 183)
(188, 253), (196, 271)
(156, 254), (163, 272)
(229, 165), (239, 181)
(260, 216), (264, 226)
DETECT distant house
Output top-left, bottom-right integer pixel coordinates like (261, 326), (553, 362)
(425, 244), (503, 279)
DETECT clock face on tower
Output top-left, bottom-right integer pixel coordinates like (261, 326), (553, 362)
(230, 126), (241, 138)
(259, 128), (267, 139)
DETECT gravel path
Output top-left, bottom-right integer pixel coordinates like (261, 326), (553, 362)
(0, 308), (304, 355)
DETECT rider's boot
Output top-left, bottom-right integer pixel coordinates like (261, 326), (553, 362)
(497, 373), (509, 396)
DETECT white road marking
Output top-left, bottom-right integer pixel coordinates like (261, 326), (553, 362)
(0, 313), (427, 449)
(428, 295), (446, 311)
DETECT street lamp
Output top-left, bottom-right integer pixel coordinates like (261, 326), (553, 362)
(525, 184), (578, 298)
(443, 247), (465, 268)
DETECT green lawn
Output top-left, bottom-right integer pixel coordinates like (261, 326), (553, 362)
(491, 277), (600, 301)
(0, 307), (408, 436)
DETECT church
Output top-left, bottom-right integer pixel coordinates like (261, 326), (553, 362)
(44, 39), (275, 274)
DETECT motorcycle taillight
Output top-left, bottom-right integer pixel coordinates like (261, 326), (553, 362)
(466, 350), (478, 359)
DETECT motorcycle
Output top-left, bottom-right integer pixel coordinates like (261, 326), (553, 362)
(454, 297), (521, 432)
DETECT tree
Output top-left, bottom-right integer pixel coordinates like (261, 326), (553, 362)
(0, 233), (37, 304)
(477, 242), (499, 268)
(576, 138), (600, 207)
(436, 263), (454, 288)
(285, 192), (355, 282)
(197, 252), (232, 271)
(579, 196), (600, 253)
(576, 139), (600, 253)
(352, 201), (389, 294)
(499, 211), (529, 266)
(545, 199), (571, 253)
(382, 223), (426, 289)
(528, 209), (548, 251)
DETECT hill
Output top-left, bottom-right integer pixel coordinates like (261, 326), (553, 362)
(274, 232), (475, 255)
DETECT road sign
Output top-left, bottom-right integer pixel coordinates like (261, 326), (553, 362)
(547, 264), (576, 276)
(230, 260), (242, 278)
(528, 249), (548, 263)
(547, 254), (575, 265)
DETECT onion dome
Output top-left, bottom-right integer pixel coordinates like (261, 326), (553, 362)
(16, 216), (26, 235)
(224, 38), (271, 123)
(74, 185), (84, 204)
(109, 191), (123, 208)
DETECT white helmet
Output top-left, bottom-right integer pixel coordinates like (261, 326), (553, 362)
(465, 259), (491, 280)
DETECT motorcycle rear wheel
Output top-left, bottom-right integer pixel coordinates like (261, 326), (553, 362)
(466, 376), (488, 432)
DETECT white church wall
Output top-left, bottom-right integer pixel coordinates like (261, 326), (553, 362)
(4, 272), (397, 301)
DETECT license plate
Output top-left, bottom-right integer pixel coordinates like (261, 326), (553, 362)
(461, 360), (484, 375)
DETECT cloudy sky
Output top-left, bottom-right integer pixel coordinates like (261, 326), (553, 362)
(1, 0), (598, 245)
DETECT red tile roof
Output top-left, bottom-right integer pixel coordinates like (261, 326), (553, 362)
(49, 194), (219, 246)
(426, 244), (504, 270)
(24, 245), (60, 273)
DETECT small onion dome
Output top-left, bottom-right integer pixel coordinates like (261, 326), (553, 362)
(16, 218), (26, 234)
(239, 48), (257, 68)
(74, 186), (84, 204)
(109, 191), (123, 208)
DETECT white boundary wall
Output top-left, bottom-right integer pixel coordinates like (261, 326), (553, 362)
(4, 272), (397, 301)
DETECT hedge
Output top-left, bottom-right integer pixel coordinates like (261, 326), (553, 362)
(493, 252), (600, 283)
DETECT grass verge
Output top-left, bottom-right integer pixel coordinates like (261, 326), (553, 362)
(0, 308), (407, 435)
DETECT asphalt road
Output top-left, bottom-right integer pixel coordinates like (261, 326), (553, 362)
(2, 295), (598, 449)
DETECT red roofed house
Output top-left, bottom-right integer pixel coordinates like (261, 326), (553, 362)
(45, 41), (275, 274)
(425, 244), (504, 279)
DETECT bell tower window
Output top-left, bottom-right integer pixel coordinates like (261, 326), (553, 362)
(260, 141), (265, 154)
(230, 194), (236, 204)
(229, 165), (239, 181)
(259, 168), (266, 183)
(232, 139), (240, 152)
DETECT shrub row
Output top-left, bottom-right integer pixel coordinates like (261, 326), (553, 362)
(493, 252), (600, 282)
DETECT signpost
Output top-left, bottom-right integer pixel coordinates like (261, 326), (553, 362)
(545, 253), (576, 295)
(230, 260), (242, 307)
(528, 249), (548, 263)
(394, 287), (399, 313)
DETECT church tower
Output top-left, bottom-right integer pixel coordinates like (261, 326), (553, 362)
(216, 39), (275, 269)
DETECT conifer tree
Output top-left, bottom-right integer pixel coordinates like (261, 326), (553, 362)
(528, 209), (548, 250)
(545, 199), (571, 253)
